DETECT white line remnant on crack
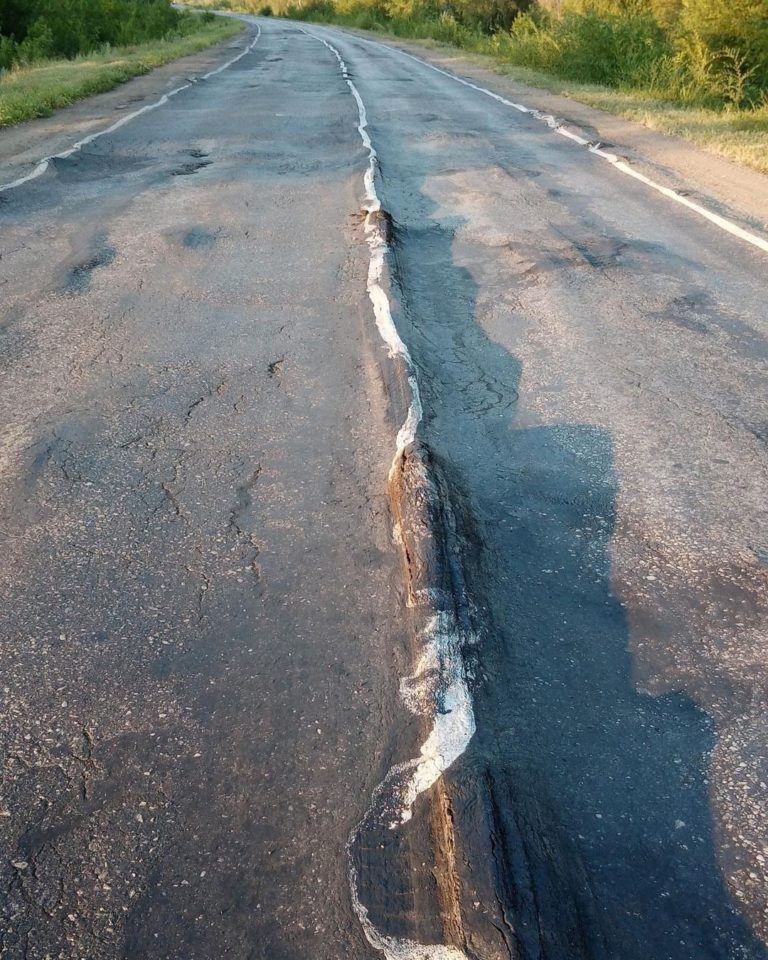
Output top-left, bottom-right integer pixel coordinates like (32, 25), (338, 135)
(302, 28), (475, 960)
(0, 25), (261, 195)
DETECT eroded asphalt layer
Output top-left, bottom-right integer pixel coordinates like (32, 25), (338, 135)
(1, 16), (768, 960)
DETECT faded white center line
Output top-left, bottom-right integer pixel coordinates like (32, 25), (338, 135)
(301, 28), (475, 960)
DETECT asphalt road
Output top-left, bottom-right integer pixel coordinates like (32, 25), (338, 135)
(1, 17), (768, 960)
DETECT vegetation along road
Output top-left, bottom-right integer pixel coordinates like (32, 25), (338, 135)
(1, 8), (768, 960)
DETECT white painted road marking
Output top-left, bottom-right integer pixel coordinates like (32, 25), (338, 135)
(303, 29), (475, 960)
(333, 30), (768, 258)
(0, 26), (261, 195)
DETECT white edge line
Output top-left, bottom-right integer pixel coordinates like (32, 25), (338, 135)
(325, 28), (768, 258)
(0, 25), (261, 195)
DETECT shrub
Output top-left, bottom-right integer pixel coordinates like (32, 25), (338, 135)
(505, 10), (561, 69)
(17, 18), (55, 62)
(678, 0), (768, 102)
(0, 34), (18, 70)
(548, 4), (670, 86)
(285, 0), (338, 19)
(0, 0), (183, 67)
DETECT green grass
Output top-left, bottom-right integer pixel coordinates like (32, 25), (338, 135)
(555, 86), (768, 174)
(410, 39), (768, 174)
(480, 50), (768, 175)
(284, 13), (768, 175)
(0, 16), (244, 128)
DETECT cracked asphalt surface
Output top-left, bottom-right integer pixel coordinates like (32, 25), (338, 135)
(2, 16), (768, 960)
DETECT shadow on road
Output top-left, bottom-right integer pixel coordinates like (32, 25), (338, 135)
(382, 160), (768, 959)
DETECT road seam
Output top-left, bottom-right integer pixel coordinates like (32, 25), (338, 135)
(0, 26), (261, 195)
(302, 28), (476, 960)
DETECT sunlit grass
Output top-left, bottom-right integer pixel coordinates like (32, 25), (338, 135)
(0, 16), (244, 128)
(574, 94), (768, 174)
(484, 57), (768, 174)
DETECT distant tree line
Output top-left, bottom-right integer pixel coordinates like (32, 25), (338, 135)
(0, 0), (183, 69)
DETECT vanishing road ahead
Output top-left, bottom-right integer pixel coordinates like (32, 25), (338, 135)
(2, 17), (768, 960)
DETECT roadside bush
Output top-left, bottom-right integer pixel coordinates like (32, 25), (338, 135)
(0, 0), (184, 66)
(17, 18), (55, 62)
(286, 0), (342, 20)
(500, 11), (560, 69)
(679, 0), (768, 101)
(0, 34), (18, 70)
(553, 4), (669, 86)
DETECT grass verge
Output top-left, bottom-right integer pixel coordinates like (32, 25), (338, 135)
(484, 56), (768, 175)
(0, 16), (244, 129)
(290, 17), (768, 175)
